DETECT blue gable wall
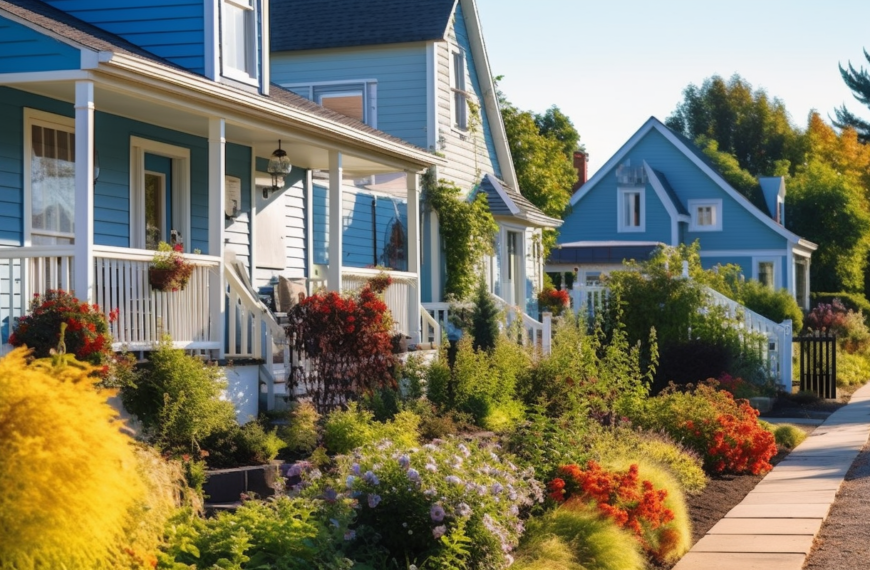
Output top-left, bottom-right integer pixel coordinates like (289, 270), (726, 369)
(0, 16), (80, 73)
(41, 0), (206, 75)
(562, 128), (789, 251)
(0, 87), (212, 252)
(271, 45), (429, 148)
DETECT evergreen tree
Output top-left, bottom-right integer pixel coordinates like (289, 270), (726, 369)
(470, 277), (499, 352)
(833, 49), (870, 143)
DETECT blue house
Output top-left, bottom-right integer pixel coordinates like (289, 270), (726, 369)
(269, 0), (561, 316)
(551, 117), (816, 309)
(0, 0), (442, 416)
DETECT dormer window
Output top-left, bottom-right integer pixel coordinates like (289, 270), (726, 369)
(222, 0), (258, 83)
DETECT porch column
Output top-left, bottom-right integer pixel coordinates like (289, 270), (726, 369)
(208, 118), (226, 358)
(73, 80), (95, 301)
(327, 150), (342, 292)
(429, 210), (441, 302)
(406, 170), (421, 344)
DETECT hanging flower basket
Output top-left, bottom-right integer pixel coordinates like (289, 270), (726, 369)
(149, 242), (194, 292)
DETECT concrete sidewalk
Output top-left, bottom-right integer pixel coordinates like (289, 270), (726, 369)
(673, 383), (870, 570)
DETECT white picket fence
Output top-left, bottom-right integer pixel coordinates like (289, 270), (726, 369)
(570, 279), (793, 390)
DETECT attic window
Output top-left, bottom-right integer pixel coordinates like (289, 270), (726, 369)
(688, 199), (722, 231)
(617, 188), (645, 232)
(222, 0), (258, 84)
(451, 49), (468, 130)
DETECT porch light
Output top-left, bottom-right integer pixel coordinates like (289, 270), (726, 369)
(265, 140), (292, 198)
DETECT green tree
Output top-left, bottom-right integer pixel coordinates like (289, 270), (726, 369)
(666, 74), (806, 177)
(535, 105), (585, 158)
(833, 48), (870, 143)
(470, 277), (500, 351)
(787, 160), (870, 293)
(694, 135), (766, 208)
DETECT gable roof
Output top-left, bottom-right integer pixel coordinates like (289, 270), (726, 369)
(0, 0), (442, 166)
(270, 0), (457, 52)
(478, 174), (562, 228)
(569, 116), (811, 246)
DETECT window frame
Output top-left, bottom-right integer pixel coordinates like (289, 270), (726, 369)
(282, 81), (378, 127)
(617, 187), (645, 232)
(688, 199), (723, 232)
(753, 256), (781, 290)
(450, 48), (469, 131)
(221, 0), (259, 85)
(24, 108), (77, 246)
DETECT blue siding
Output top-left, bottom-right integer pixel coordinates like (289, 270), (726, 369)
(312, 184), (408, 270)
(561, 128), (789, 251)
(271, 45), (429, 148)
(454, 4), (500, 177)
(0, 16), (80, 73)
(41, 0), (206, 75)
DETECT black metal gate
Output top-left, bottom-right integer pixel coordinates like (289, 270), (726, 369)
(793, 333), (837, 399)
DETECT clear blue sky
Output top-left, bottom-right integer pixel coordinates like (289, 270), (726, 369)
(476, 0), (870, 177)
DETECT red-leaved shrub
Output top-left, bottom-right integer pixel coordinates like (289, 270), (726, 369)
(629, 382), (777, 475)
(548, 461), (677, 562)
(537, 287), (570, 316)
(286, 279), (396, 412)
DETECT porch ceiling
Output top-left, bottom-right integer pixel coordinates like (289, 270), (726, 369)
(8, 78), (416, 178)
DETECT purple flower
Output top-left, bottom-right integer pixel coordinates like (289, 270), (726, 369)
(407, 468), (421, 483)
(458, 443), (471, 457)
(492, 482), (504, 495)
(363, 470), (380, 486)
(367, 494), (381, 508)
(323, 488), (338, 503)
(432, 525), (446, 539)
(346, 475), (356, 489)
(456, 503), (472, 517)
(398, 454), (411, 470)
(425, 463), (438, 473)
(351, 463), (361, 475)
(445, 475), (462, 485)
(430, 504), (445, 522)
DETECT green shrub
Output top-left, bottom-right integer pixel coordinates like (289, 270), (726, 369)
(158, 498), (350, 569)
(507, 405), (594, 483)
(121, 338), (237, 457)
(200, 420), (285, 469)
(812, 292), (870, 320)
(425, 358), (452, 409)
(322, 404), (420, 454)
(470, 277), (500, 351)
(741, 280), (804, 331)
(514, 503), (645, 570)
(481, 399), (526, 433)
(280, 401), (320, 454)
(774, 424), (807, 449)
(837, 351), (870, 386)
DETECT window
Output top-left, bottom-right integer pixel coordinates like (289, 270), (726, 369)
(617, 188), (644, 232)
(284, 82), (378, 126)
(754, 257), (780, 290)
(688, 199), (722, 231)
(451, 49), (468, 130)
(26, 110), (76, 245)
(319, 92), (364, 122)
(222, 0), (258, 83)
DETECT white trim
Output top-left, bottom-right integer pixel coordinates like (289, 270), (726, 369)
(0, 70), (91, 84)
(617, 187), (645, 233)
(643, 162), (681, 245)
(752, 256), (782, 290)
(426, 41), (438, 151)
(129, 136), (191, 250)
(688, 199), (723, 232)
(143, 170), (167, 247)
(700, 249), (787, 258)
(204, 0), (219, 80)
(220, 0), (259, 86)
(23, 108), (77, 246)
(259, 0), (269, 95)
(787, 246), (795, 297)
(73, 80), (95, 300)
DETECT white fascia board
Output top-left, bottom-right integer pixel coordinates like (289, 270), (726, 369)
(98, 54), (445, 170)
(426, 41), (438, 151)
(649, 120), (803, 245)
(796, 238), (818, 253)
(459, 0), (518, 189)
(643, 161), (681, 245)
(0, 69), (91, 83)
(485, 173), (520, 214)
(570, 117), (659, 206)
(699, 249), (787, 258)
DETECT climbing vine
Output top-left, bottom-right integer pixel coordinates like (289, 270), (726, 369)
(423, 169), (498, 299)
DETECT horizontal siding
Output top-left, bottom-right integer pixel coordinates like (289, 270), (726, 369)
(224, 143), (252, 268)
(0, 97), (23, 245)
(312, 184), (408, 270)
(0, 16), (80, 73)
(41, 0), (205, 75)
(271, 45), (429, 148)
(561, 128), (789, 252)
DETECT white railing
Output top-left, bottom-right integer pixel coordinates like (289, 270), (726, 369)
(571, 283), (610, 318)
(705, 287), (792, 390)
(93, 246), (220, 351)
(0, 245), (76, 352)
(224, 258), (291, 410)
(422, 297), (552, 355)
(570, 278), (792, 390)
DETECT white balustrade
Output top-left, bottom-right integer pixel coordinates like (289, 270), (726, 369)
(571, 283), (609, 318)
(341, 267), (418, 339)
(93, 246), (220, 351)
(420, 305), (441, 346)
